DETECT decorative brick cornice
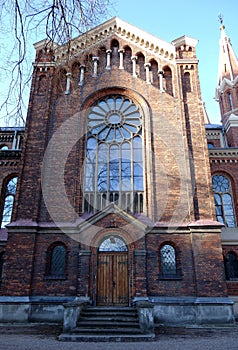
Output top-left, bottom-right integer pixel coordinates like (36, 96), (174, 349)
(0, 150), (22, 160)
(53, 17), (176, 65)
(209, 148), (238, 158)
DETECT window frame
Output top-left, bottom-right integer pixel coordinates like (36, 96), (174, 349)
(45, 242), (67, 280)
(212, 174), (236, 227)
(158, 242), (182, 280)
(83, 94), (144, 214)
(0, 176), (18, 229)
(224, 251), (238, 281)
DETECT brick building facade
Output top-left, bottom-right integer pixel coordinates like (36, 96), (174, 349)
(0, 17), (237, 324)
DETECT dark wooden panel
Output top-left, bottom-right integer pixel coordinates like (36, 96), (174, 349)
(97, 253), (128, 306)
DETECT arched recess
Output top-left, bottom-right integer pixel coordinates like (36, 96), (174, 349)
(136, 52), (145, 81)
(110, 39), (119, 67)
(58, 68), (67, 94)
(163, 65), (173, 96)
(124, 45), (132, 73)
(97, 46), (107, 75)
(149, 59), (159, 88)
(96, 234), (129, 306)
(71, 61), (81, 90)
(80, 87), (154, 220)
(37, 75), (47, 95)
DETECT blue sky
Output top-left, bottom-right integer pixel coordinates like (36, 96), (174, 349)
(112, 0), (238, 123)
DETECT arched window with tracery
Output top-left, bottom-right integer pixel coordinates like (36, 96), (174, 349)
(46, 243), (67, 278)
(99, 236), (128, 252)
(1, 176), (18, 228)
(212, 174), (236, 227)
(84, 95), (144, 213)
(160, 244), (177, 276)
(224, 252), (238, 280)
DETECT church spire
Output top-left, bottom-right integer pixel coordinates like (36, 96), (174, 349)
(217, 16), (238, 87)
(216, 16), (238, 147)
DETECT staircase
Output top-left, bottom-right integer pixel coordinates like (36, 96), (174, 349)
(59, 306), (155, 342)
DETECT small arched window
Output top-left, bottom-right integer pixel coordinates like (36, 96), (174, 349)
(224, 252), (238, 280)
(46, 244), (67, 278)
(212, 175), (236, 227)
(208, 143), (214, 149)
(0, 145), (8, 150)
(1, 177), (18, 228)
(183, 72), (191, 93)
(160, 244), (176, 276)
(227, 91), (233, 110)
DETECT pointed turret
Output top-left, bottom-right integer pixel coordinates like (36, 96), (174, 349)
(217, 24), (238, 86)
(215, 18), (238, 146)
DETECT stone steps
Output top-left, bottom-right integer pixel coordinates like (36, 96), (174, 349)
(59, 305), (155, 342)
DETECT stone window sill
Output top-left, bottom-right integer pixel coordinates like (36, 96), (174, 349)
(158, 275), (182, 281)
(44, 275), (67, 280)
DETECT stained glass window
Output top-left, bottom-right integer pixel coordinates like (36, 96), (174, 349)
(212, 175), (236, 227)
(84, 95), (144, 213)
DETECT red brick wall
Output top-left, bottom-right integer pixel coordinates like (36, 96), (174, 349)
(1, 33), (227, 300)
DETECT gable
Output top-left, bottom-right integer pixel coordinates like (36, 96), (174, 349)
(53, 17), (176, 66)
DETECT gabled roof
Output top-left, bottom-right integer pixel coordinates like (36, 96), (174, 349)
(73, 203), (149, 246)
(54, 16), (177, 63)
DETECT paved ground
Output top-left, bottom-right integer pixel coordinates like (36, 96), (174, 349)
(0, 323), (238, 350)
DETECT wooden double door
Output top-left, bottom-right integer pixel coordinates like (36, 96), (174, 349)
(97, 252), (129, 306)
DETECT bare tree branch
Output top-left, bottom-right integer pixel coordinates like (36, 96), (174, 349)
(0, 0), (113, 126)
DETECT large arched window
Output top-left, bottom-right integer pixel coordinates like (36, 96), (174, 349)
(212, 175), (236, 227)
(1, 177), (18, 228)
(84, 95), (144, 213)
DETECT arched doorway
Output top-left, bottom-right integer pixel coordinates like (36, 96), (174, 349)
(96, 235), (129, 306)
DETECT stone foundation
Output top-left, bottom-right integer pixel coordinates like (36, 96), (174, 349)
(151, 297), (235, 325)
(0, 296), (235, 325)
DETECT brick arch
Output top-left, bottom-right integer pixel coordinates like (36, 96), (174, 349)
(149, 58), (159, 88)
(57, 68), (67, 94)
(90, 227), (134, 251)
(163, 65), (173, 96)
(70, 61), (81, 90)
(37, 74), (47, 95)
(45, 241), (68, 277)
(135, 52), (145, 80)
(123, 45), (132, 73)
